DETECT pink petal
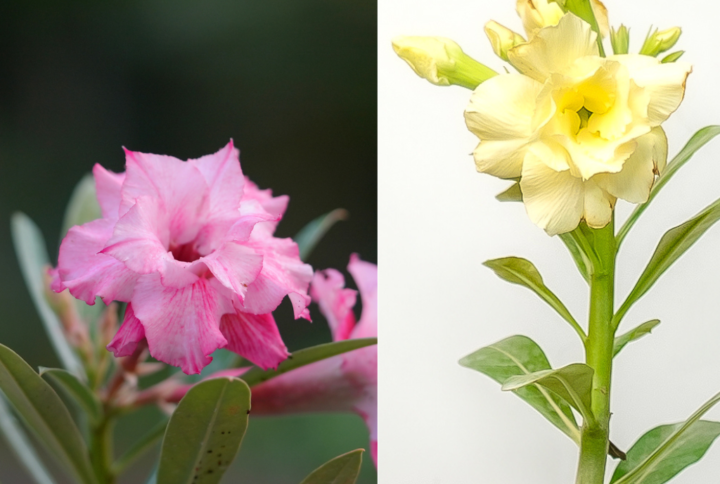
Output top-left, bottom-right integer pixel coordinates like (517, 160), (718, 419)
(310, 268), (357, 341)
(354, 396), (378, 467)
(93, 164), (125, 220)
(347, 254), (377, 339)
(57, 218), (141, 304)
(219, 311), (288, 370)
(201, 242), (263, 299)
(107, 304), (146, 357)
(241, 179), (289, 237)
(121, 148), (209, 245)
(187, 141), (245, 215)
(132, 274), (227, 375)
(241, 237), (313, 318)
(194, 203), (276, 256)
(48, 267), (65, 293)
(102, 196), (170, 274)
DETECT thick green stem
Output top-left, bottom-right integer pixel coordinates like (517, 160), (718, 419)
(576, 220), (616, 484)
(90, 416), (115, 484)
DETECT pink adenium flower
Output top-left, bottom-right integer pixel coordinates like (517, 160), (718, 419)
(52, 142), (312, 374)
(250, 254), (378, 465)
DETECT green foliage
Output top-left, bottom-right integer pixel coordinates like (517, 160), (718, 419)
(300, 449), (364, 484)
(157, 377), (251, 484)
(483, 257), (585, 341)
(613, 320), (661, 358)
(559, 232), (592, 283)
(241, 338), (377, 387)
(611, 392), (720, 483)
(495, 182), (522, 202)
(40, 368), (101, 425)
(112, 419), (168, 476)
(295, 209), (348, 261)
(60, 174), (101, 242)
(10, 213), (85, 379)
(459, 335), (580, 443)
(502, 363), (595, 425)
(0, 344), (95, 484)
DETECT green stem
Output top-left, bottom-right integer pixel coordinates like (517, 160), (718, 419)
(576, 219), (616, 484)
(90, 415), (115, 484)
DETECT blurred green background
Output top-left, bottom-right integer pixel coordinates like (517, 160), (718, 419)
(0, 1), (377, 482)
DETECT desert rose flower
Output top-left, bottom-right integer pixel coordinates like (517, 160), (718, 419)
(250, 254), (378, 465)
(464, 14), (691, 235)
(52, 142), (312, 374)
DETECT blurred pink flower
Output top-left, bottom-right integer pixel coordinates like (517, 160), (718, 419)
(53, 142), (312, 374)
(251, 254), (378, 466)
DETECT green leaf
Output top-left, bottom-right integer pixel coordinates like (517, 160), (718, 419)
(617, 126), (720, 246)
(60, 174), (101, 241)
(613, 319), (661, 358)
(112, 418), (168, 476)
(157, 377), (251, 484)
(0, 344), (96, 484)
(39, 368), (101, 424)
(559, 232), (591, 283)
(612, 391), (720, 484)
(495, 182), (522, 202)
(483, 257), (586, 341)
(0, 395), (56, 484)
(459, 335), (580, 443)
(241, 338), (377, 387)
(502, 363), (595, 425)
(294, 209), (348, 261)
(615, 197), (720, 327)
(11, 213), (86, 379)
(300, 449), (364, 484)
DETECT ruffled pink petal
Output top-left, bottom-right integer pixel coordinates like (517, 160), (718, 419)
(219, 311), (288, 370)
(93, 164), (125, 220)
(347, 254), (377, 340)
(121, 148), (209, 245)
(187, 141), (245, 215)
(57, 219), (141, 304)
(241, 237), (313, 318)
(241, 178), (288, 236)
(194, 202), (276, 256)
(310, 269), (357, 341)
(107, 304), (146, 357)
(102, 196), (170, 274)
(48, 267), (65, 293)
(131, 274), (227, 375)
(202, 242), (263, 299)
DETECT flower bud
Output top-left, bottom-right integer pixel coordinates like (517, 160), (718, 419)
(484, 21), (525, 62)
(610, 25), (629, 55)
(392, 36), (498, 90)
(640, 26), (682, 57)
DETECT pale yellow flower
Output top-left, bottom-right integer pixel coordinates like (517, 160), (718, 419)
(516, 0), (609, 38)
(464, 14), (691, 235)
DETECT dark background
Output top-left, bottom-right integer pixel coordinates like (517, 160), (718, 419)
(0, 1), (377, 482)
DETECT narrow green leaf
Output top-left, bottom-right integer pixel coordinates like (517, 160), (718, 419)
(559, 232), (591, 283)
(157, 377), (251, 484)
(483, 257), (586, 341)
(459, 335), (580, 443)
(615, 197), (720, 327)
(39, 368), (101, 424)
(612, 392), (720, 484)
(60, 174), (101, 241)
(241, 338), (377, 387)
(613, 319), (661, 357)
(495, 182), (522, 202)
(294, 209), (348, 261)
(112, 418), (168, 476)
(300, 449), (364, 484)
(502, 363), (595, 425)
(0, 344), (96, 484)
(11, 213), (85, 379)
(618, 126), (720, 246)
(0, 395), (56, 484)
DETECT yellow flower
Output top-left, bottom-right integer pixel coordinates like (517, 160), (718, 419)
(464, 14), (691, 235)
(517, 0), (609, 38)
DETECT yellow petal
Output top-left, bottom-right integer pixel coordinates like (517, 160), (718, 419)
(508, 14), (599, 82)
(593, 127), (667, 203)
(520, 143), (584, 235)
(583, 179), (615, 229)
(485, 20), (525, 62)
(591, 0), (610, 38)
(516, 0), (564, 38)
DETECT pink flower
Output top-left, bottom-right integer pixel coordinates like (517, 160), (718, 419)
(250, 254), (378, 466)
(53, 142), (312, 374)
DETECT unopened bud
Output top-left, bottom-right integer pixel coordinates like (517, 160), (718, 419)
(610, 25), (629, 55)
(640, 26), (681, 57)
(485, 21), (525, 62)
(516, 0), (564, 38)
(392, 36), (498, 90)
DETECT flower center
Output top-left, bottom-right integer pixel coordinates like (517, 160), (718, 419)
(170, 243), (202, 263)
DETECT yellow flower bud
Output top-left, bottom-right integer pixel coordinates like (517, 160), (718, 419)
(516, 0), (564, 38)
(484, 21), (525, 62)
(392, 36), (498, 90)
(640, 26), (682, 57)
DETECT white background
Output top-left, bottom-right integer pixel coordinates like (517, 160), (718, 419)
(379, 1), (720, 482)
